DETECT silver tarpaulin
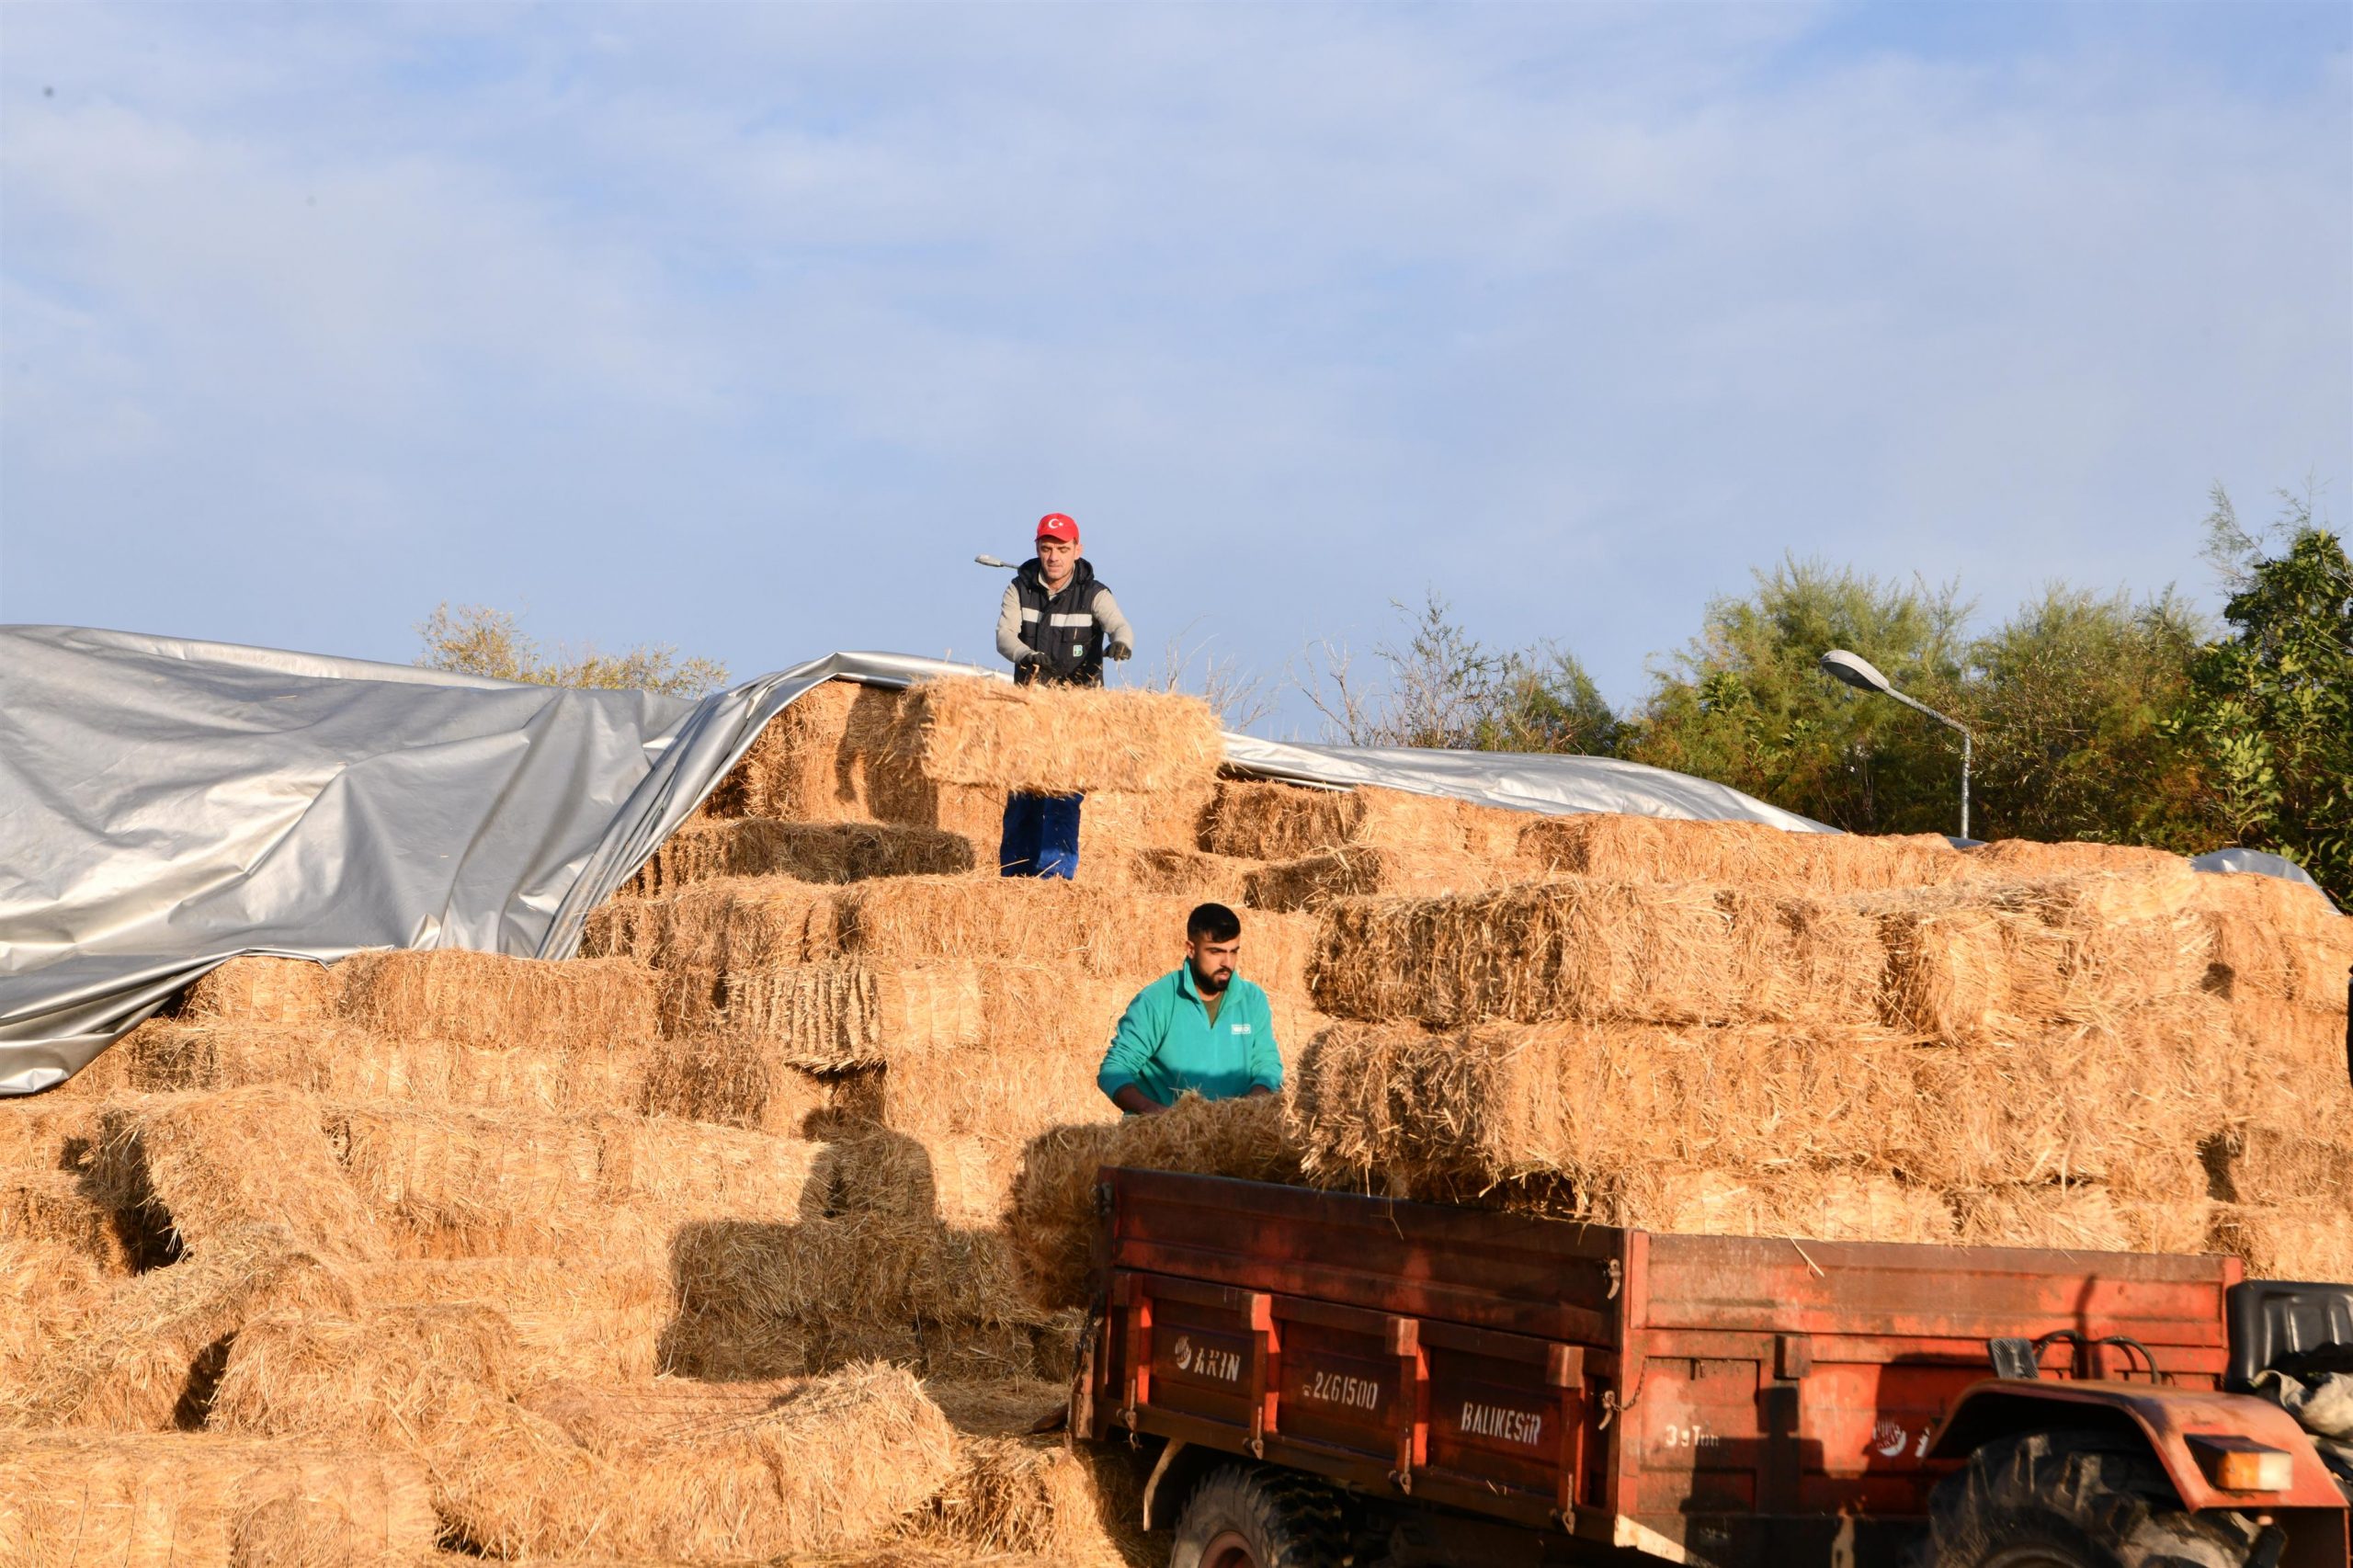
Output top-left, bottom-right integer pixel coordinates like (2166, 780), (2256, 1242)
(4, 624), (2313, 1092)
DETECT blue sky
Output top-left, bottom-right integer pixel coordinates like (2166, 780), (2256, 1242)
(3, 3), (2347, 733)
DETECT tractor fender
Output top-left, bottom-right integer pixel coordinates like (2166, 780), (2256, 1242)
(1927, 1378), (2350, 1514)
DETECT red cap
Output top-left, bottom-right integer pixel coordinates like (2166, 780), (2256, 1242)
(1036, 513), (1079, 547)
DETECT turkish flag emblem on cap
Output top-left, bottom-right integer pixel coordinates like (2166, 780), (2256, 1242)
(1036, 513), (1079, 547)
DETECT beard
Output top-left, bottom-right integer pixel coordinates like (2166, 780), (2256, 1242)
(1189, 958), (1231, 995)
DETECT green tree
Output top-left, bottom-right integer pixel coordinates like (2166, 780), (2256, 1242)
(1960, 586), (2218, 850)
(1628, 559), (1972, 833)
(2174, 489), (2353, 903)
(415, 603), (731, 698)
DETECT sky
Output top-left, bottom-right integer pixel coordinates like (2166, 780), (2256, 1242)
(3, 2), (2347, 735)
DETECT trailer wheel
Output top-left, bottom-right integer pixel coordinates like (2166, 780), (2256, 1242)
(1924, 1430), (2265, 1568)
(1169, 1462), (1351, 1568)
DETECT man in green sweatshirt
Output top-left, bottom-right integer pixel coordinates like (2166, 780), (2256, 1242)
(1097, 903), (1282, 1116)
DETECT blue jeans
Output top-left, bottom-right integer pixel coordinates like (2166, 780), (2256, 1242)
(999, 791), (1084, 879)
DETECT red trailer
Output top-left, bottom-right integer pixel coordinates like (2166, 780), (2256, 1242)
(1072, 1168), (2351, 1568)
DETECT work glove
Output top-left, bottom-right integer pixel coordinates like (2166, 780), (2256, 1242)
(1108, 641), (1132, 662)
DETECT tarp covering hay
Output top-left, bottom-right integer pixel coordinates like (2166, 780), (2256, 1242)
(93, 1085), (390, 1263)
(171, 956), (335, 1026)
(1516, 812), (1969, 892)
(0, 1430), (437, 1567)
(1009, 1094), (1301, 1310)
(627, 817), (977, 896)
(1199, 778), (1527, 863)
(434, 1367), (960, 1562)
(325, 1103), (825, 1261)
(888, 677), (1222, 798)
(335, 949), (659, 1051)
(1309, 878), (1882, 1029)
(720, 960), (984, 1071)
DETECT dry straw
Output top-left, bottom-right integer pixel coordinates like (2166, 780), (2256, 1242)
(1515, 813), (1969, 893)
(702, 678), (1010, 841)
(1310, 877), (1881, 1029)
(1961, 839), (2192, 880)
(173, 956), (336, 1025)
(0, 1430), (437, 1568)
(0, 1171), (133, 1276)
(2191, 870), (2353, 1009)
(1245, 846), (1468, 913)
(639, 1029), (836, 1138)
(1200, 779), (1526, 863)
(335, 949), (659, 1051)
(93, 1085), (390, 1264)
(1077, 785), (1222, 863)
(1114, 845), (1257, 902)
(324, 1102), (825, 1263)
(906, 1378), (1149, 1565)
(627, 817), (977, 896)
(1009, 1094), (1302, 1310)
(0, 1237), (110, 1426)
(584, 878), (839, 971)
(434, 1366), (960, 1562)
(889, 677), (1223, 798)
(1949, 1184), (2214, 1257)
(2203, 1129), (2353, 1210)
(0, 1095), (105, 1176)
(2208, 1204), (2353, 1283)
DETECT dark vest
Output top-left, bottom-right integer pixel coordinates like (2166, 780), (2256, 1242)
(1012, 559), (1110, 687)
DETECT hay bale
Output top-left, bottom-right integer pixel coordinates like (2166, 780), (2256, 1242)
(436, 1366), (960, 1562)
(584, 879), (839, 971)
(92, 1085), (389, 1263)
(0, 1238), (109, 1426)
(1116, 845), (1256, 901)
(335, 949), (659, 1051)
(1949, 1185), (2213, 1256)
(1244, 846), (1471, 913)
(640, 1030), (835, 1137)
(627, 817), (978, 896)
(0, 1095), (106, 1175)
(2192, 871), (2353, 1009)
(887, 678), (1222, 798)
(1515, 813), (1969, 893)
(326, 1103), (826, 1263)
(174, 956), (336, 1024)
(1599, 1168), (1959, 1244)
(1200, 779), (1524, 862)
(822, 1127), (1022, 1231)
(721, 961), (984, 1071)
(209, 1297), (521, 1447)
(0, 1171), (133, 1276)
(1008, 1095), (1301, 1311)
(1962, 839), (2190, 880)
(908, 1378), (1148, 1565)
(0, 1431), (437, 1567)
(107, 1020), (653, 1118)
(2209, 1205), (2353, 1283)
(1290, 1020), (2211, 1208)
(1309, 877), (1881, 1029)
(1075, 784), (1221, 865)
(2203, 1129), (2353, 1210)
(25, 1224), (345, 1432)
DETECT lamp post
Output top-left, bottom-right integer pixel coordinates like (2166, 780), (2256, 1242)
(1817, 649), (1974, 841)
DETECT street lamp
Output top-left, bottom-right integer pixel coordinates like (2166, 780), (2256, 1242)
(1817, 649), (1974, 841)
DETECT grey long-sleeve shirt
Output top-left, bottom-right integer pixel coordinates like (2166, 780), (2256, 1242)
(995, 582), (1135, 666)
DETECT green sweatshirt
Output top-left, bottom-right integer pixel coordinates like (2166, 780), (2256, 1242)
(1097, 964), (1283, 1108)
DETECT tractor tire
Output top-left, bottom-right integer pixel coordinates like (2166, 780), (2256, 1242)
(1921, 1430), (2269, 1568)
(1169, 1462), (1353, 1568)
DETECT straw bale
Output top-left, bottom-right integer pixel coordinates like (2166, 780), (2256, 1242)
(1949, 1185), (2213, 1257)
(1200, 779), (1525, 862)
(0, 1237), (109, 1426)
(700, 678), (869, 820)
(2203, 1130), (2353, 1210)
(1244, 846), (1469, 913)
(174, 955), (336, 1024)
(666, 1214), (1044, 1346)
(1963, 839), (2191, 880)
(1009, 1095), (1301, 1310)
(585, 879), (839, 971)
(0, 1430), (436, 1567)
(335, 949), (659, 1051)
(1599, 1168), (1959, 1245)
(1075, 784), (1221, 863)
(0, 1094), (106, 1175)
(1293, 1019), (2212, 1210)
(628, 817), (978, 896)
(26, 1224), (343, 1432)
(435, 1366), (960, 1562)
(107, 1020), (653, 1118)
(0, 1171), (133, 1275)
(209, 1297), (522, 1447)
(1310, 877), (1880, 1028)
(2192, 870), (2353, 1009)
(326, 1103), (825, 1263)
(1515, 813), (1970, 893)
(640, 1030), (835, 1137)
(820, 1128), (1024, 1231)
(887, 677), (1223, 798)
(907, 1378), (1147, 1565)
(721, 961), (984, 1071)
(1116, 846), (1256, 902)
(2209, 1205), (2353, 1283)
(93, 1085), (389, 1263)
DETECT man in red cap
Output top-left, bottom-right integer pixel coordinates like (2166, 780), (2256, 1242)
(994, 512), (1134, 877)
